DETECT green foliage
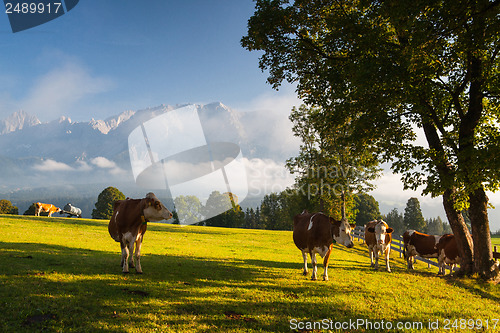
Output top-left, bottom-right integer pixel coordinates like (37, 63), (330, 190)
(383, 208), (405, 236)
(286, 104), (381, 220)
(403, 197), (426, 232)
(174, 195), (203, 224)
(353, 194), (381, 226)
(23, 203), (36, 216)
(243, 1), (500, 277)
(0, 199), (18, 215)
(202, 191), (245, 228)
(91, 186), (125, 220)
(426, 216), (452, 235)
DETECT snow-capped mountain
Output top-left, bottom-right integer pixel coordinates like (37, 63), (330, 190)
(0, 110), (41, 135)
(0, 102), (252, 189)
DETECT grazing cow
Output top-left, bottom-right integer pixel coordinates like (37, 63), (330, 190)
(108, 192), (173, 273)
(403, 230), (441, 269)
(436, 233), (460, 275)
(365, 220), (394, 272)
(293, 210), (355, 281)
(34, 202), (61, 217)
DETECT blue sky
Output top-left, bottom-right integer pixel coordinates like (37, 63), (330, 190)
(0, 0), (289, 122)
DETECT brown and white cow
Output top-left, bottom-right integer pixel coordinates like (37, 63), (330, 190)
(108, 192), (173, 273)
(34, 202), (61, 217)
(365, 220), (394, 272)
(403, 230), (441, 269)
(436, 233), (460, 275)
(293, 210), (355, 281)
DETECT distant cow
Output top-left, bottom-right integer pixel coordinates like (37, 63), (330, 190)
(436, 233), (460, 275)
(108, 193), (173, 273)
(403, 230), (441, 269)
(293, 210), (355, 281)
(34, 202), (61, 217)
(365, 220), (394, 272)
(61, 203), (82, 218)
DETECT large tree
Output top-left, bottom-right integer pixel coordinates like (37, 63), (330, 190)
(287, 104), (381, 221)
(242, 0), (500, 279)
(92, 187), (125, 220)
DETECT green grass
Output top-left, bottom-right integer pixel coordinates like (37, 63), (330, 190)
(491, 235), (500, 248)
(1, 214), (499, 332)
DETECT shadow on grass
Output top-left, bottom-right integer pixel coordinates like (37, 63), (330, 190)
(1, 239), (499, 332)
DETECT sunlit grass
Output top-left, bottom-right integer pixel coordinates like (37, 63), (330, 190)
(1, 214), (499, 332)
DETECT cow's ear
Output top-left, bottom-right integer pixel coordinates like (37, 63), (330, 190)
(386, 227), (394, 234)
(350, 223), (357, 229)
(367, 227), (375, 233)
(146, 198), (154, 207)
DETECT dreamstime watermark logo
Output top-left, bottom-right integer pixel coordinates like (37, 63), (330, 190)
(128, 104), (248, 225)
(3, 0), (79, 33)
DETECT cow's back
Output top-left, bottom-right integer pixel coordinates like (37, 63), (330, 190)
(364, 221), (377, 246)
(108, 199), (144, 241)
(438, 234), (459, 260)
(108, 200), (124, 242)
(293, 212), (313, 250)
(293, 212), (333, 251)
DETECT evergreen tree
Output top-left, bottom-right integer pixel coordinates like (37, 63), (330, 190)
(403, 198), (426, 232)
(384, 208), (405, 236)
(92, 187), (125, 219)
(354, 194), (381, 226)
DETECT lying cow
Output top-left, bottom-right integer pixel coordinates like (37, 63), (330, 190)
(403, 230), (441, 269)
(365, 220), (394, 272)
(60, 203), (82, 218)
(108, 192), (173, 273)
(293, 210), (355, 281)
(34, 202), (61, 217)
(436, 233), (460, 275)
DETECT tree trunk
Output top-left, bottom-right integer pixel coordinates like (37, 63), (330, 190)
(340, 190), (346, 220)
(442, 188), (474, 275)
(468, 187), (499, 280)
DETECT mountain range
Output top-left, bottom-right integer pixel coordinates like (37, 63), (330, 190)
(0, 102), (255, 189)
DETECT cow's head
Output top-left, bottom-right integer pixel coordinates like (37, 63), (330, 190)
(143, 192), (173, 221)
(367, 220), (393, 245)
(333, 218), (355, 248)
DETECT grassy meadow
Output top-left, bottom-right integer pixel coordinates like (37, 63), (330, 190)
(1, 214), (499, 332)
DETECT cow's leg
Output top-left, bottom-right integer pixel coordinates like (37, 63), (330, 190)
(385, 247), (391, 272)
(121, 241), (130, 273)
(408, 256), (414, 270)
(368, 246), (375, 268)
(437, 251), (445, 275)
(310, 252), (318, 281)
(373, 247), (380, 269)
(301, 250), (308, 276)
(134, 234), (144, 274)
(322, 244), (333, 281)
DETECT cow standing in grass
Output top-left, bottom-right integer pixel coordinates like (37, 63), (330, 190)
(108, 193), (173, 273)
(293, 210), (355, 281)
(34, 202), (61, 217)
(403, 230), (441, 270)
(436, 233), (460, 275)
(365, 220), (394, 272)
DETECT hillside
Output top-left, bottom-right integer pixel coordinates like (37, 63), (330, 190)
(1, 215), (499, 332)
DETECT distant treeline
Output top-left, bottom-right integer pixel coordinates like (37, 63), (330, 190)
(1, 188), (457, 236)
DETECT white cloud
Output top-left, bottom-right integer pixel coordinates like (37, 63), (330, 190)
(244, 157), (295, 197)
(236, 89), (302, 158)
(21, 62), (113, 121)
(33, 159), (74, 172)
(90, 156), (125, 175)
